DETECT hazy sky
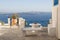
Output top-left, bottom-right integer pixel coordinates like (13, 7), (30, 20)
(0, 0), (52, 12)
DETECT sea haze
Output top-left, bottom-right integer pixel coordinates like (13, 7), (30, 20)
(0, 12), (52, 27)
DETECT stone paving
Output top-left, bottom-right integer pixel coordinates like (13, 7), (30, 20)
(0, 28), (58, 40)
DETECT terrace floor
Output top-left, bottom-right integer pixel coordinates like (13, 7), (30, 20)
(0, 28), (58, 40)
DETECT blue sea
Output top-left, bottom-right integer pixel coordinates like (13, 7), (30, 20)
(0, 12), (52, 27)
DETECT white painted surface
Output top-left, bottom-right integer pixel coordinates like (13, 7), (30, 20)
(19, 18), (25, 28)
(48, 18), (56, 36)
(52, 6), (57, 28)
(29, 23), (41, 28)
(57, 4), (60, 39)
(52, 0), (60, 39)
(48, 24), (56, 36)
(22, 27), (47, 35)
(50, 0), (58, 37)
(22, 27), (42, 30)
(0, 26), (10, 30)
(8, 18), (10, 25)
(0, 23), (2, 25)
(4, 23), (9, 25)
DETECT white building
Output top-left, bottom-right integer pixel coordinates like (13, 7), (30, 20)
(48, 0), (60, 36)
(48, 0), (60, 39)
(56, 0), (60, 39)
(52, 0), (60, 39)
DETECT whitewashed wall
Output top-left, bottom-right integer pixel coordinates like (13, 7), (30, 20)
(57, 3), (60, 39)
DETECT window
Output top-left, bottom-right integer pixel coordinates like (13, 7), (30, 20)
(54, 0), (58, 6)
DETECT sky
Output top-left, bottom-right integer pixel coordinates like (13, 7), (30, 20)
(0, 0), (52, 13)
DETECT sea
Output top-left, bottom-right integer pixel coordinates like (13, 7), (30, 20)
(0, 12), (52, 27)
